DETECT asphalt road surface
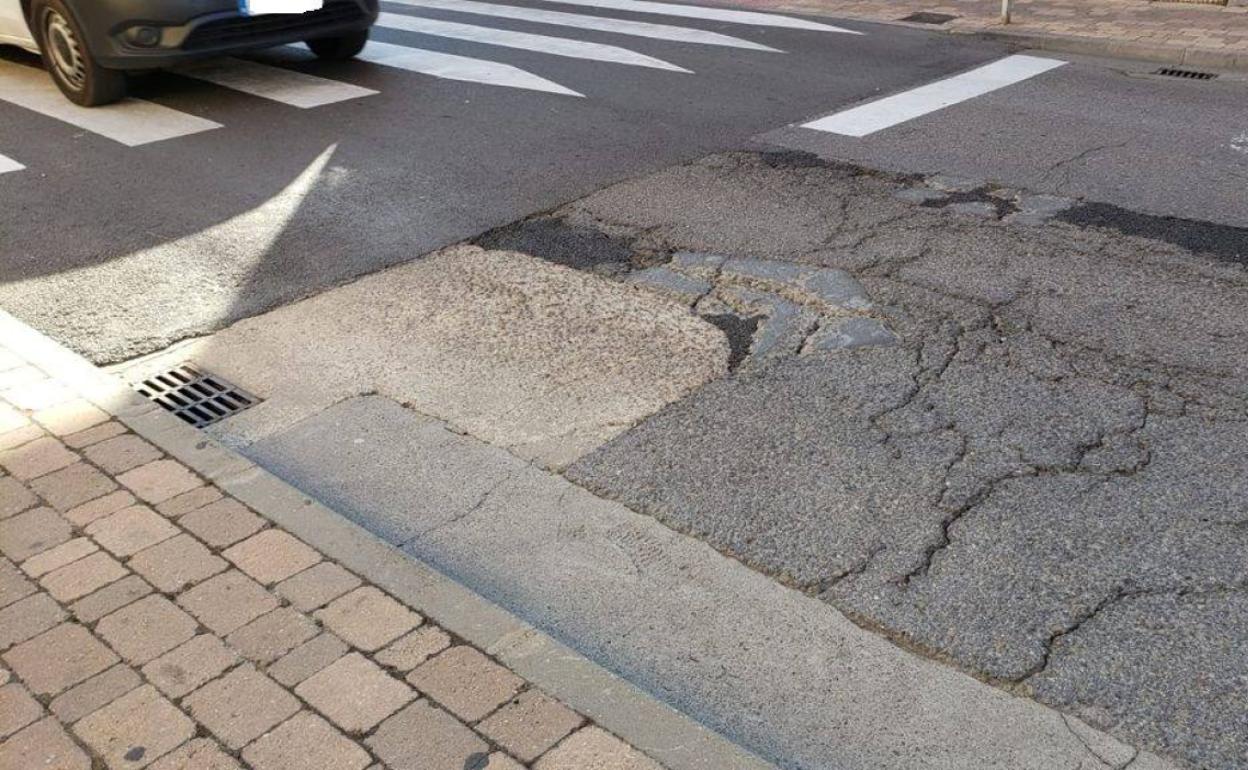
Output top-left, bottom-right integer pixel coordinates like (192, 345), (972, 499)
(0, 0), (1003, 362)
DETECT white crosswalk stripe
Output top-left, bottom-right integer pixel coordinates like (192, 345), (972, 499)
(385, 0), (780, 51)
(377, 12), (691, 71)
(529, 0), (859, 33)
(0, 153), (24, 175)
(356, 40), (583, 95)
(802, 54), (1066, 137)
(0, 60), (221, 146)
(177, 58), (378, 108)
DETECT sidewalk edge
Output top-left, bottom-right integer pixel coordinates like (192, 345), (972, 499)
(0, 309), (777, 770)
(965, 26), (1248, 72)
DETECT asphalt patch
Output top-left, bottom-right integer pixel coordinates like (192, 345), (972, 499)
(473, 216), (640, 274)
(702, 313), (762, 371)
(1059, 202), (1248, 265)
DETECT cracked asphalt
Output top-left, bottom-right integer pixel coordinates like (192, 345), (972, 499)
(529, 152), (1248, 770)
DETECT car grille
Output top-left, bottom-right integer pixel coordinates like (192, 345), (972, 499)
(181, 1), (367, 50)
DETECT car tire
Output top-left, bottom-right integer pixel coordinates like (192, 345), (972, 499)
(307, 29), (370, 61)
(32, 0), (127, 107)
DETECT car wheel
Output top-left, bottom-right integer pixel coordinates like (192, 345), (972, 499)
(307, 29), (370, 61)
(32, 0), (127, 107)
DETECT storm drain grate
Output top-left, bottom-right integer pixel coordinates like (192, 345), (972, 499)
(134, 364), (257, 428)
(899, 11), (958, 23)
(1153, 67), (1218, 80)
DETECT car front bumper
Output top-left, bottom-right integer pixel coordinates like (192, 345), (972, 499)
(69, 0), (378, 70)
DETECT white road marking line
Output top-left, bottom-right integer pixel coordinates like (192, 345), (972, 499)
(531, 0), (859, 33)
(177, 58), (378, 108)
(0, 60), (221, 146)
(802, 54), (1066, 137)
(357, 40), (583, 95)
(0, 153), (24, 174)
(377, 12), (690, 71)
(385, 0), (780, 51)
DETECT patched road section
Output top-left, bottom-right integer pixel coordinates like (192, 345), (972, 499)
(561, 151), (1248, 770)
(121, 245), (727, 468)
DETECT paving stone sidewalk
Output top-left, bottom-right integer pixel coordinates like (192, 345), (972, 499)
(0, 345), (664, 770)
(723, 0), (1248, 70)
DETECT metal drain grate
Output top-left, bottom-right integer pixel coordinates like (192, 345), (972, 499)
(899, 11), (958, 23)
(1154, 67), (1218, 80)
(134, 364), (257, 428)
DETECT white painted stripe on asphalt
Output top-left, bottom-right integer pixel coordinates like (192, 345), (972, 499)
(378, 12), (691, 71)
(0, 153), (24, 174)
(357, 40), (583, 95)
(177, 58), (378, 108)
(533, 0), (859, 33)
(0, 60), (221, 146)
(385, 0), (780, 51)
(802, 54), (1066, 137)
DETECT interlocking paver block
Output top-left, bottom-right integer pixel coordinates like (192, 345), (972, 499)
(142, 634), (239, 699)
(534, 726), (664, 770)
(376, 625), (451, 672)
(116, 460), (201, 504)
(64, 421), (127, 450)
(66, 490), (135, 527)
(223, 529), (321, 586)
(225, 606), (317, 665)
(84, 435), (163, 475)
(96, 595), (199, 664)
(366, 700), (488, 770)
(156, 486), (222, 518)
(5, 379), (75, 411)
(0, 593), (66, 650)
(86, 505), (179, 558)
(0, 436), (76, 480)
(3, 623), (118, 695)
(149, 738), (242, 770)
(267, 632), (348, 687)
(406, 646), (523, 722)
(40, 551), (127, 602)
(242, 711), (371, 770)
(0, 507), (72, 562)
(0, 423), (43, 452)
(0, 717), (90, 770)
(484, 752), (526, 770)
(0, 556), (36, 608)
(296, 652), (414, 733)
(185, 666), (300, 750)
(74, 684), (195, 769)
(177, 570), (278, 635)
(478, 690), (584, 762)
(179, 498), (264, 548)
(315, 586), (421, 652)
(50, 664), (142, 724)
(0, 476), (37, 519)
(275, 561), (360, 612)
(0, 682), (42, 738)
(128, 534), (226, 593)
(21, 537), (97, 578)
(70, 575), (152, 624)
(29, 462), (117, 512)
(32, 400), (109, 437)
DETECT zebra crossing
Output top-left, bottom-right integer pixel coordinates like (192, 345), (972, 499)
(0, 0), (854, 174)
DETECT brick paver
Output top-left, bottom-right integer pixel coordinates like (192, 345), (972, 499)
(716, 0), (1248, 66)
(0, 356), (667, 770)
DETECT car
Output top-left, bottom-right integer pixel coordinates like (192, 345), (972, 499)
(0, 0), (378, 107)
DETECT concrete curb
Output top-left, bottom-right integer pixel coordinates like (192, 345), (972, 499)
(967, 26), (1248, 72)
(0, 309), (776, 770)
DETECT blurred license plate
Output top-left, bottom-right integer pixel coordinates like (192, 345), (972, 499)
(241, 0), (324, 14)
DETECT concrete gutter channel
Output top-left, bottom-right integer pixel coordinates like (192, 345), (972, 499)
(0, 308), (1180, 770)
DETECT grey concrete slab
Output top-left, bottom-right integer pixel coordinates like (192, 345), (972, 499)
(241, 393), (1167, 770)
